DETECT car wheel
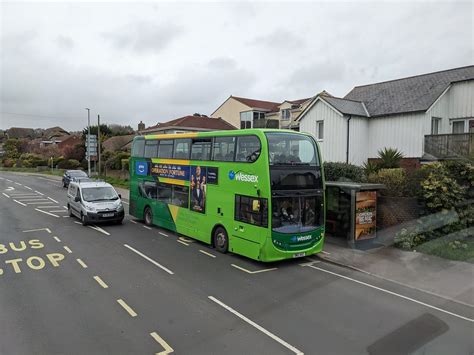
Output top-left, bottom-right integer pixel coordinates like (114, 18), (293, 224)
(63, 181), (67, 188)
(213, 226), (228, 253)
(81, 213), (88, 226)
(116, 219), (123, 225)
(144, 207), (153, 226)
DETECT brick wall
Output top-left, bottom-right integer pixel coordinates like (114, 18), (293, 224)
(368, 157), (421, 171)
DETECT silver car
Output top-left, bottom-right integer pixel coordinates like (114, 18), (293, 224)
(67, 181), (125, 225)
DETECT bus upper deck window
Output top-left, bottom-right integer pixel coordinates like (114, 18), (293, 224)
(158, 140), (174, 159)
(236, 136), (261, 162)
(212, 136), (236, 161)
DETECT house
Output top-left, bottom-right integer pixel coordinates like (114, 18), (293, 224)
(102, 134), (135, 152)
(211, 95), (315, 130)
(57, 135), (81, 150)
(140, 114), (236, 135)
(5, 127), (35, 139)
(298, 65), (474, 165)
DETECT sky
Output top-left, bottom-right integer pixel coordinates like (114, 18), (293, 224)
(0, 0), (472, 131)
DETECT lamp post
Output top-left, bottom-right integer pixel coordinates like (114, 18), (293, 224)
(85, 108), (91, 177)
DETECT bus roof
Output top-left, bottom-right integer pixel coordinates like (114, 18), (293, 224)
(134, 129), (312, 141)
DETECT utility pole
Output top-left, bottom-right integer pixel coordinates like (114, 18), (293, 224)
(85, 108), (91, 176)
(98, 114), (101, 176)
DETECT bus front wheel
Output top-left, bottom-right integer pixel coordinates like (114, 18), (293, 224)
(213, 226), (228, 253)
(144, 207), (153, 226)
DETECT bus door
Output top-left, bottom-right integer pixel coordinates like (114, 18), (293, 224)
(231, 194), (269, 259)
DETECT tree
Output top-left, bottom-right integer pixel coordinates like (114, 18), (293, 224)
(63, 143), (85, 161)
(82, 124), (112, 139)
(3, 138), (27, 159)
(109, 124), (134, 136)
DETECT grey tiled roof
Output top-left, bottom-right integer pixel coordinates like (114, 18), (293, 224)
(322, 96), (369, 117)
(344, 66), (474, 117)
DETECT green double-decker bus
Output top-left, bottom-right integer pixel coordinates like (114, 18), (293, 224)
(129, 129), (325, 262)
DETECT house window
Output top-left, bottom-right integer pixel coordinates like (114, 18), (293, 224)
(316, 121), (324, 140)
(240, 111), (252, 129)
(281, 109), (291, 121)
(452, 121), (465, 134)
(431, 117), (441, 135)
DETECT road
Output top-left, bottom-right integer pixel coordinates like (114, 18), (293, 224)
(0, 172), (473, 355)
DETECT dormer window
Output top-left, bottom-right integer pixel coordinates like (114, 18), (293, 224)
(281, 109), (291, 120)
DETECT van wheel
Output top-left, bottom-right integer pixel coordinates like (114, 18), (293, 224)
(144, 207), (153, 226)
(213, 226), (228, 253)
(81, 213), (88, 226)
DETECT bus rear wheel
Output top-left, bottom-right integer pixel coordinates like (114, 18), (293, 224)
(144, 207), (153, 226)
(213, 226), (228, 253)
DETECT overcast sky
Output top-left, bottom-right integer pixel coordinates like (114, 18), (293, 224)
(1, 0), (472, 131)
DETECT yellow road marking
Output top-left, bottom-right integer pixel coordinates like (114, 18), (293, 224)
(231, 264), (277, 274)
(76, 258), (88, 268)
(63, 246), (72, 254)
(53, 236), (61, 242)
(150, 332), (174, 355)
(93, 276), (109, 289)
(199, 250), (216, 258)
(117, 299), (137, 317)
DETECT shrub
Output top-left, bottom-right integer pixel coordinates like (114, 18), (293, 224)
(57, 159), (81, 169)
(107, 152), (130, 170)
(368, 168), (407, 197)
(420, 163), (466, 212)
(363, 160), (380, 176)
(377, 147), (404, 168)
(2, 159), (14, 167)
(121, 158), (130, 171)
(323, 162), (366, 182)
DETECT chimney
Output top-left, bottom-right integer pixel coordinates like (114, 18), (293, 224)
(138, 120), (145, 131)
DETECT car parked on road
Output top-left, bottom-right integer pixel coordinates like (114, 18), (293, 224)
(67, 180), (124, 225)
(62, 170), (88, 188)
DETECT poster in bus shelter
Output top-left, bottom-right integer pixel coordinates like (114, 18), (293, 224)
(150, 163), (190, 181)
(355, 191), (377, 240)
(190, 166), (207, 213)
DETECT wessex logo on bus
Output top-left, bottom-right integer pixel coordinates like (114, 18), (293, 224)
(228, 170), (259, 183)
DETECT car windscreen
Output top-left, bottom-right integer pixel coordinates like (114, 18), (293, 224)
(81, 187), (118, 202)
(69, 171), (87, 176)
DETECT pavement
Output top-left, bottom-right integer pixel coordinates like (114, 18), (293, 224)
(1, 171), (473, 355)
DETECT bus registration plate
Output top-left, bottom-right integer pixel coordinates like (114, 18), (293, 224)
(293, 252), (305, 258)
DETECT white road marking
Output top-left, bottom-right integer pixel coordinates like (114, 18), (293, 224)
(49, 210), (68, 213)
(117, 299), (137, 317)
(24, 186), (33, 190)
(63, 215), (70, 218)
(17, 199), (50, 202)
(199, 250), (216, 258)
(34, 190), (44, 195)
(143, 225), (152, 230)
(63, 206), (68, 209)
(5, 186), (15, 191)
(47, 196), (59, 203)
(177, 240), (190, 246)
(150, 332), (174, 355)
(23, 228), (51, 233)
(76, 259), (88, 268)
(231, 264), (278, 274)
(53, 236), (61, 242)
(74, 221), (82, 225)
(321, 250), (330, 255)
(88, 225), (110, 236)
(179, 236), (193, 243)
(6, 179), (12, 182)
(35, 208), (60, 218)
(14, 182), (22, 186)
(28, 201), (58, 205)
(122, 201), (129, 205)
(305, 264), (474, 323)
(124, 244), (174, 275)
(2, 193), (10, 198)
(63, 246), (73, 254)
(159, 232), (168, 237)
(93, 276), (109, 289)
(13, 200), (27, 206)
(129, 220), (137, 224)
(208, 296), (304, 355)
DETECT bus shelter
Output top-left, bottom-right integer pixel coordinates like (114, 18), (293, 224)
(325, 182), (384, 248)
